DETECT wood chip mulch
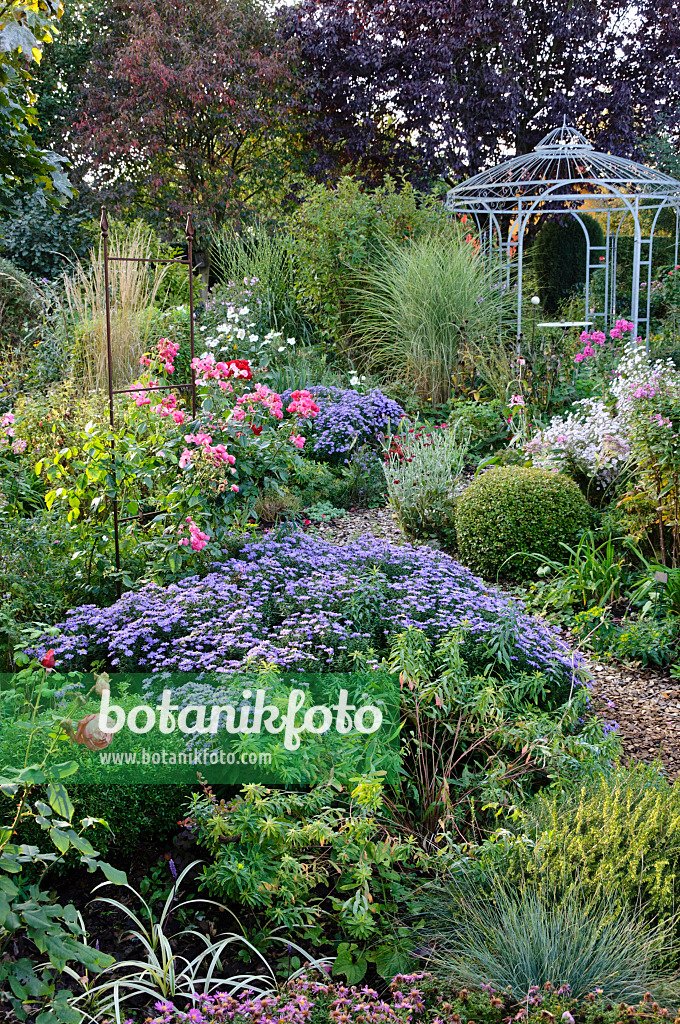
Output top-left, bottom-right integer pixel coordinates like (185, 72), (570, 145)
(308, 507), (679, 782)
(587, 658), (679, 780)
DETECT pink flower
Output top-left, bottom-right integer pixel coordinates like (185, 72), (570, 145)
(289, 433), (306, 448)
(509, 394), (525, 407)
(172, 410), (186, 425)
(179, 449), (193, 469)
(130, 381), (158, 406)
(574, 352), (585, 363)
(287, 389), (320, 418)
(231, 483), (239, 492)
(41, 649), (55, 670)
(74, 713), (115, 751)
(182, 515), (210, 552)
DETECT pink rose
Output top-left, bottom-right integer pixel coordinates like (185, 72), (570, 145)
(74, 713), (115, 751)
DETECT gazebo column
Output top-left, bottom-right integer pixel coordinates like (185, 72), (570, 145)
(630, 197), (642, 342)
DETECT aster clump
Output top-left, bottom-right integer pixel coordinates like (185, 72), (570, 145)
(281, 385), (406, 462)
(43, 531), (575, 682)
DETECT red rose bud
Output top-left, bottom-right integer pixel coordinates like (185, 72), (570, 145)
(41, 649), (55, 670)
(251, 425), (262, 435)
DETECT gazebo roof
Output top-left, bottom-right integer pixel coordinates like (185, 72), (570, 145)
(445, 122), (680, 211)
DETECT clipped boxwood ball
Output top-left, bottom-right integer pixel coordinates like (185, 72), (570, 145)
(454, 466), (590, 580)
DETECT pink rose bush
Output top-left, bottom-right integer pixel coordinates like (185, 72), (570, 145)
(44, 335), (321, 567)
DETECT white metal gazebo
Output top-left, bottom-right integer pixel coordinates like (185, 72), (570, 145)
(445, 120), (680, 346)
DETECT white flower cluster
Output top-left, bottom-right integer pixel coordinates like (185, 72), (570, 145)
(198, 301), (296, 363)
(524, 397), (628, 489)
(524, 343), (680, 489)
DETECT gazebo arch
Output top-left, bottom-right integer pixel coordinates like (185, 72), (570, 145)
(445, 121), (680, 348)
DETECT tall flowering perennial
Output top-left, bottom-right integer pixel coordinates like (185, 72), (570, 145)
(619, 352), (680, 563)
(573, 319), (634, 363)
(525, 340), (679, 494)
(199, 280), (298, 367)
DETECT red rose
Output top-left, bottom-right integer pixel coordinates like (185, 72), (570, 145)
(251, 425), (262, 436)
(41, 649), (55, 670)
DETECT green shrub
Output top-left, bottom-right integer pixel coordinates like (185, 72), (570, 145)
(455, 467), (590, 580)
(384, 422), (470, 548)
(532, 214), (605, 314)
(0, 195), (94, 279)
(514, 766), (680, 926)
(289, 175), (449, 346)
(14, 784), (191, 861)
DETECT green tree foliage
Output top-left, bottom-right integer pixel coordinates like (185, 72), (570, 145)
(0, 0), (73, 214)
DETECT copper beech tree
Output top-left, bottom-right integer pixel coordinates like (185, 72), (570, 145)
(74, 0), (303, 235)
(283, 0), (680, 184)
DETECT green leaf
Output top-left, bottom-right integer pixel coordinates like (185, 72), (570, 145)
(66, 831), (95, 856)
(46, 783), (74, 822)
(49, 828), (70, 855)
(372, 943), (412, 980)
(332, 942), (367, 985)
(97, 860), (127, 886)
(48, 762), (79, 781)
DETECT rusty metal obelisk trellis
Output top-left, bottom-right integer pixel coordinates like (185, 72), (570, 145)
(99, 206), (198, 594)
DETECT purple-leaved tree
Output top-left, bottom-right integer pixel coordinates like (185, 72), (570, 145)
(283, 0), (680, 183)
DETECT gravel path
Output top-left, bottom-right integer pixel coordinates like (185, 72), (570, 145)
(310, 506), (677, 780)
(310, 506), (407, 547)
